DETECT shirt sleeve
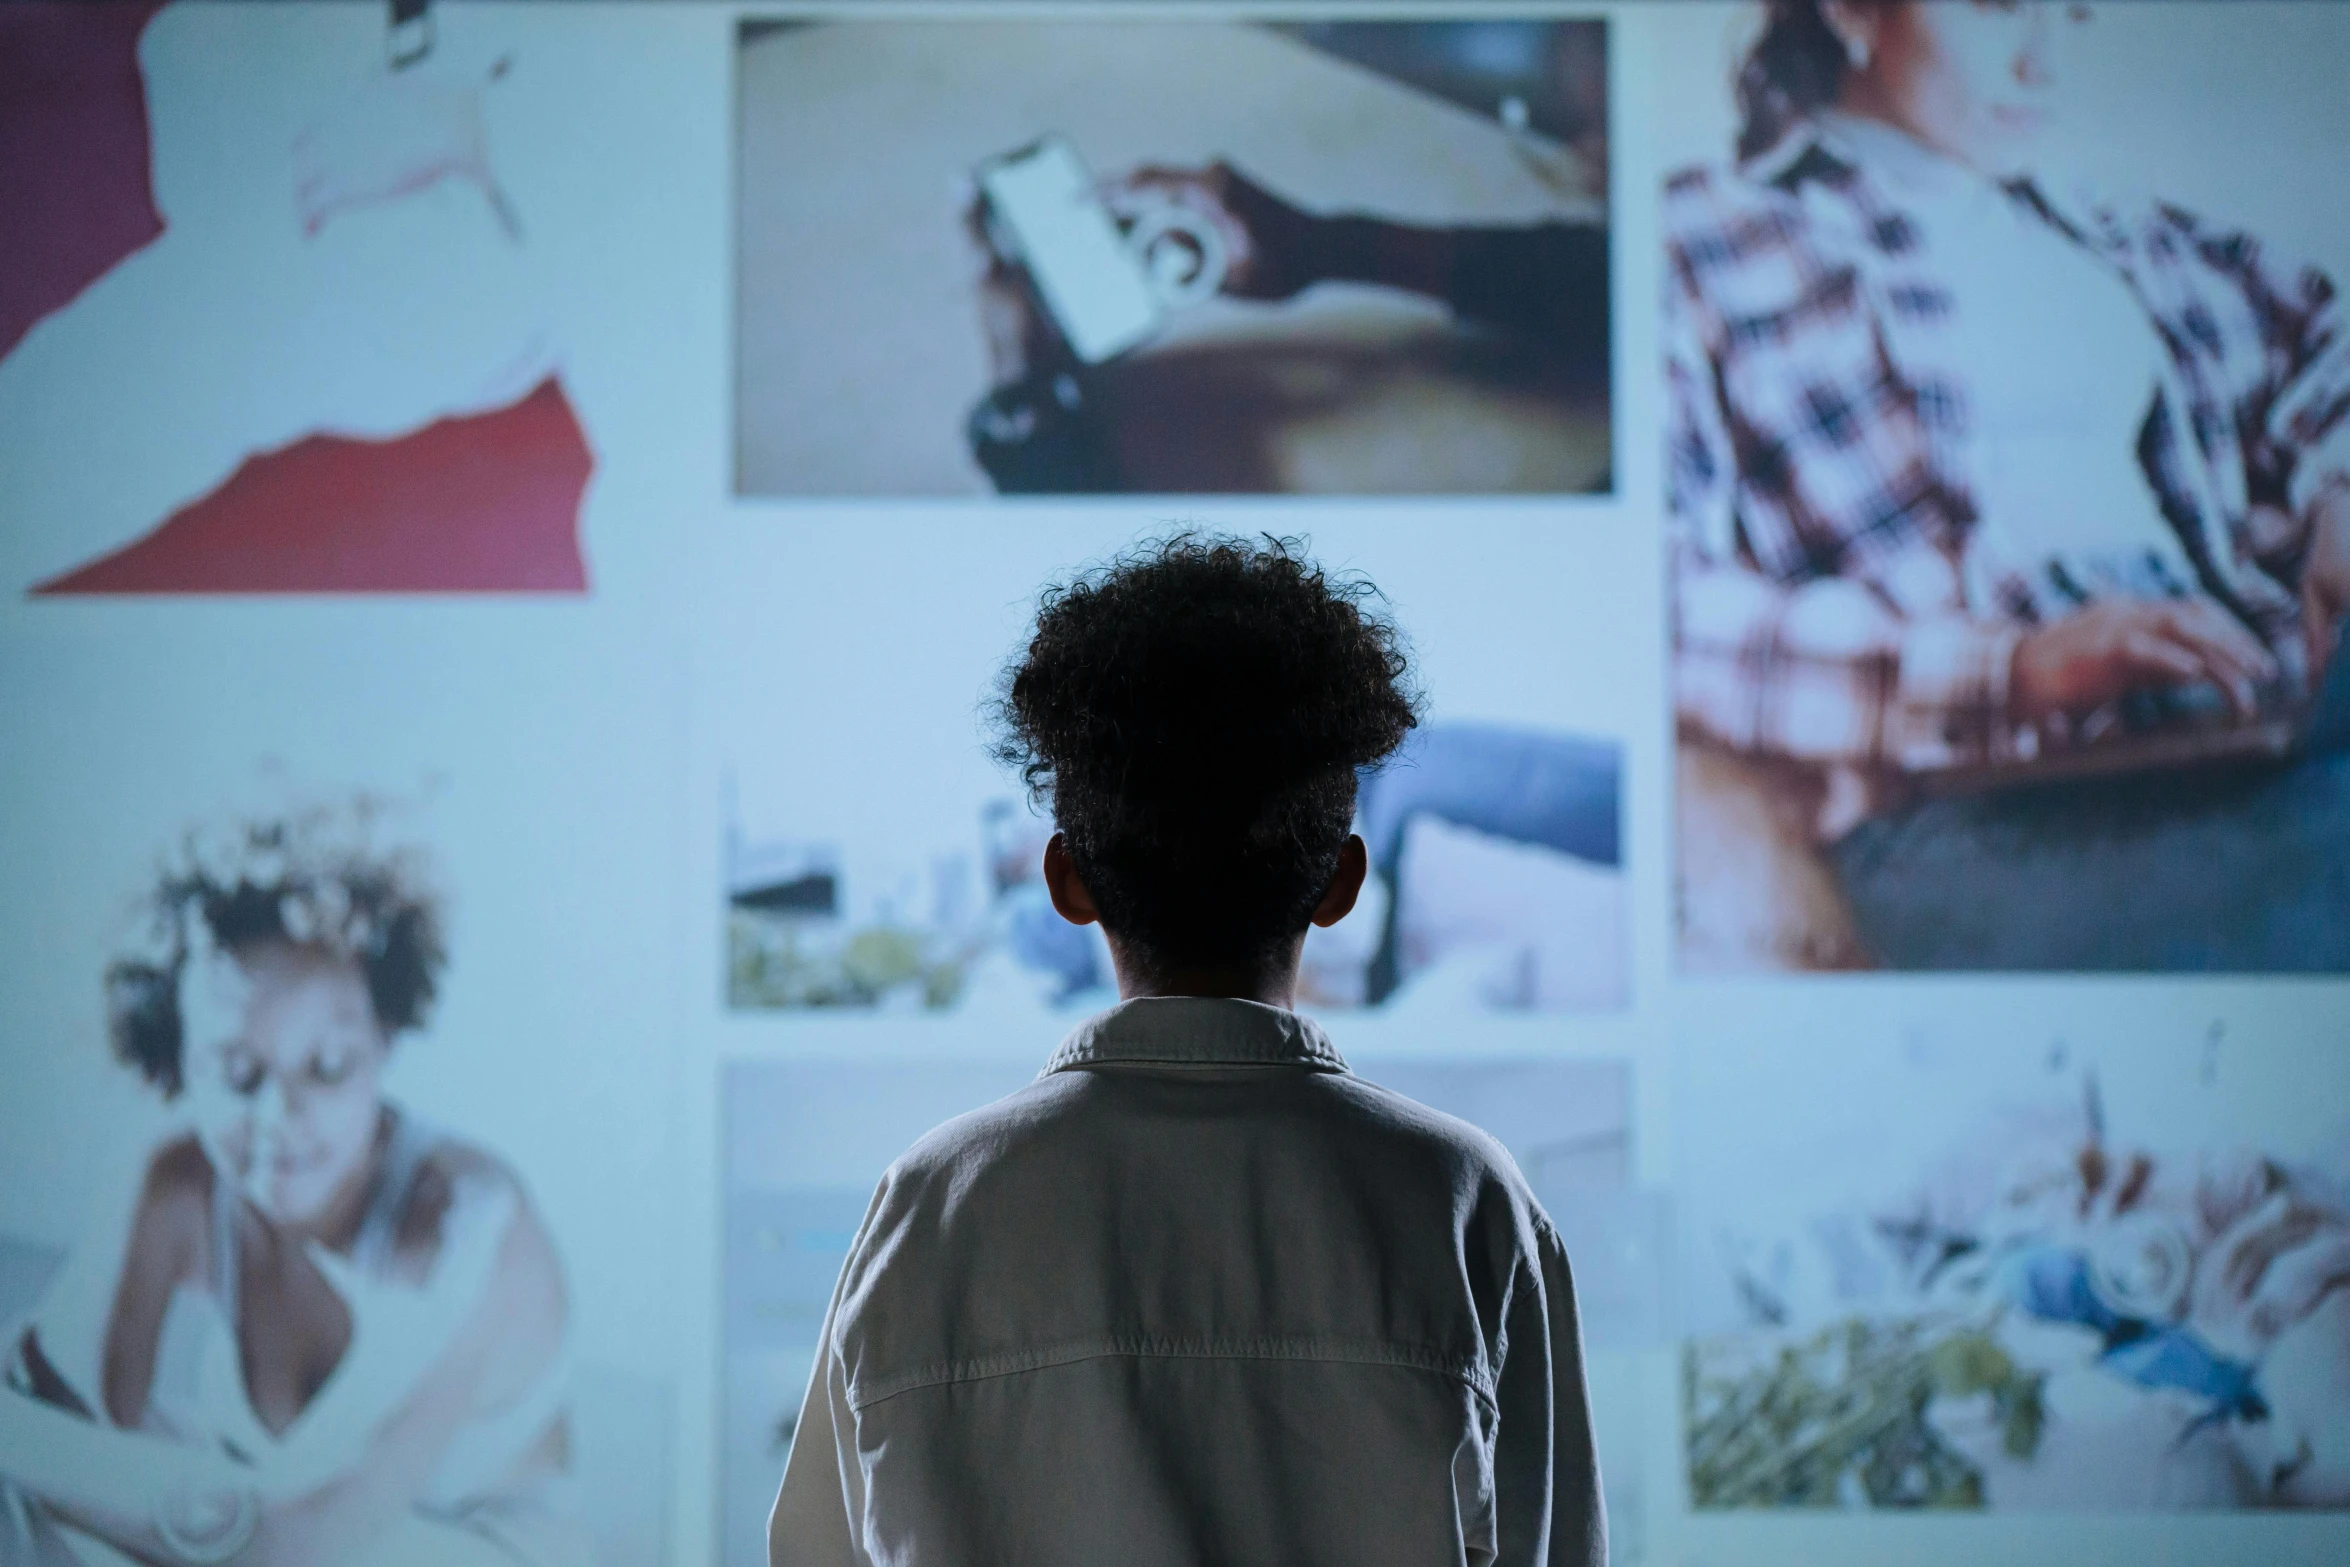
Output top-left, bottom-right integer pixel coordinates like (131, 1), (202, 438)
(1665, 267), (2025, 774)
(767, 1335), (863, 1567)
(769, 1191), (885, 1567)
(1491, 1218), (1605, 1567)
(2283, 377), (2350, 524)
(2257, 257), (2350, 523)
(2196, 215), (2350, 564)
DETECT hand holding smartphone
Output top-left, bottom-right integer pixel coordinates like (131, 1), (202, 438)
(975, 137), (1227, 365)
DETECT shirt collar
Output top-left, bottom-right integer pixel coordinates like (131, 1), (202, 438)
(1770, 111), (2067, 224)
(1813, 109), (1980, 200)
(1043, 997), (1349, 1076)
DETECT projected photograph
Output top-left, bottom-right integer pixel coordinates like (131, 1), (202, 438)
(719, 1054), (1655, 1567)
(711, 522), (1634, 1024)
(1659, 0), (2350, 972)
(1678, 1024), (2350, 1512)
(0, 794), (662, 1566)
(0, 3), (592, 595)
(733, 16), (1611, 497)
(728, 720), (1624, 1019)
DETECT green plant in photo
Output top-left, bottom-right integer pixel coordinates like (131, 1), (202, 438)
(727, 908), (971, 1010)
(1683, 1314), (2046, 1510)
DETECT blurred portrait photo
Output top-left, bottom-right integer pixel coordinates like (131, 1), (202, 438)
(0, 797), (597, 1566)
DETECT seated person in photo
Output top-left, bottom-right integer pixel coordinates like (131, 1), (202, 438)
(965, 162), (1609, 493)
(768, 535), (1605, 1566)
(1665, 0), (2350, 970)
(0, 806), (587, 1567)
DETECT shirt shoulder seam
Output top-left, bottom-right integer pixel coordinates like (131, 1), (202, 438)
(846, 1333), (1497, 1414)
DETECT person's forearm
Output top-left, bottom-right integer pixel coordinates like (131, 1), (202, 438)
(0, 1382), (251, 1561)
(1308, 215), (1458, 302)
(1308, 218), (1609, 357)
(240, 1323), (514, 1564)
(248, 1494), (525, 1567)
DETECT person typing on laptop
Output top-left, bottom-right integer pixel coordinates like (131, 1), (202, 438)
(766, 533), (1605, 1567)
(1665, 0), (2350, 970)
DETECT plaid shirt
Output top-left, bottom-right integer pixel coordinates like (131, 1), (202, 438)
(1666, 121), (2350, 792)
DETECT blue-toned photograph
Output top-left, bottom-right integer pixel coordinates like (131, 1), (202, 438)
(714, 520), (1636, 1022)
(1678, 1019), (2350, 1511)
(1661, 0), (2350, 974)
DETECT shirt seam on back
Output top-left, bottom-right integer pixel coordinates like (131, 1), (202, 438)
(846, 1333), (1498, 1414)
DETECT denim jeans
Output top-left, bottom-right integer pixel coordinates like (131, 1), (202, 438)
(1832, 657), (2350, 971)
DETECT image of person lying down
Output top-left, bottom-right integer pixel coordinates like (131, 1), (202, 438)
(1665, 0), (2350, 971)
(0, 1), (596, 597)
(1687, 1075), (2350, 1511)
(0, 804), (589, 1566)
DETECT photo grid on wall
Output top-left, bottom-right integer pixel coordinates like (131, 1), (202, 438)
(3, 1), (2349, 1565)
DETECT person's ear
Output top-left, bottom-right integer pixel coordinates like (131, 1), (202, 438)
(1821, 0), (1881, 71)
(1309, 834), (1368, 929)
(1042, 832), (1100, 926)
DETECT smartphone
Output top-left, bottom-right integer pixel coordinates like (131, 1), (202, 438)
(977, 137), (1163, 365)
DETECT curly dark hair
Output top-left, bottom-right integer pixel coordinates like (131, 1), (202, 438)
(1736, 0), (1854, 160)
(990, 533), (1421, 971)
(106, 804), (446, 1097)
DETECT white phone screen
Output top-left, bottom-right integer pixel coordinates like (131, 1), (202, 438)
(980, 138), (1163, 365)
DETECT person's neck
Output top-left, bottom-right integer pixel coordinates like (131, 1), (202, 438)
(1826, 91), (1983, 180)
(1107, 939), (1301, 1010)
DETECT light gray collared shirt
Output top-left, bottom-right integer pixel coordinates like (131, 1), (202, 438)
(769, 997), (1605, 1567)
